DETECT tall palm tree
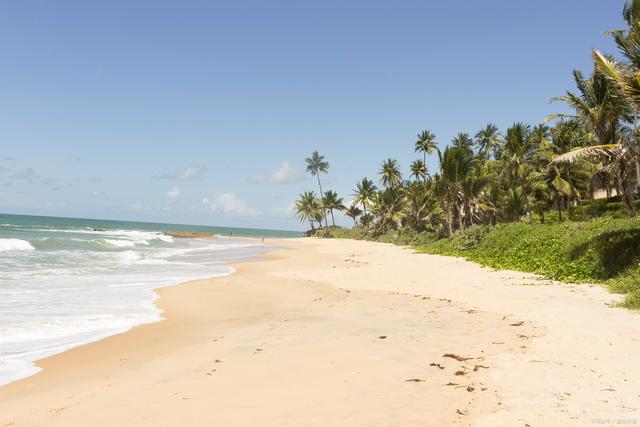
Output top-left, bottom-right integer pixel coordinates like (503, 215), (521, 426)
(353, 177), (377, 214)
(546, 68), (630, 147)
(438, 146), (476, 233)
(451, 133), (474, 152)
(501, 123), (539, 220)
(475, 124), (501, 158)
(344, 205), (362, 226)
(322, 190), (345, 227)
(295, 191), (321, 231)
(379, 158), (402, 188)
(461, 161), (492, 227)
(415, 130), (438, 165)
(305, 151), (330, 227)
(409, 159), (427, 181)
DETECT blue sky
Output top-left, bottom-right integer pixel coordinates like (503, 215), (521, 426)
(0, 0), (625, 230)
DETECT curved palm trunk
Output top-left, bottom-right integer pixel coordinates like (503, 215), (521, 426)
(329, 208), (336, 227)
(316, 175), (329, 228)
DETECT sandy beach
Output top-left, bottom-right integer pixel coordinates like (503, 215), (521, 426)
(1, 238), (639, 426)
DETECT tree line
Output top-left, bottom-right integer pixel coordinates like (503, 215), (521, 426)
(296, 0), (640, 237)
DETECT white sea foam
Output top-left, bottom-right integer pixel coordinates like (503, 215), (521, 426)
(0, 227), (267, 386)
(0, 238), (35, 252)
(101, 239), (138, 248)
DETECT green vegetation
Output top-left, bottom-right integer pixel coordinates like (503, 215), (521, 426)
(295, 1), (640, 307)
(419, 217), (640, 309)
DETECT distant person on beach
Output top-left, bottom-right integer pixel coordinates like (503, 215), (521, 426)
(261, 237), (264, 244)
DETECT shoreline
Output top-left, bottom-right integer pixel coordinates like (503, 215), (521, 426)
(0, 235), (270, 388)
(1, 238), (639, 426)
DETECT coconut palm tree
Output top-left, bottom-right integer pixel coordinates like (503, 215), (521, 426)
(379, 158), (402, 188)
(295, 191), (321, 231)
(435, 146), (477, 233)
(305, 151), (330, 227)
(551, 139), (638, 213)
(475, 124), (501, 158)
(353, 177), (377, 214)
(501, 123), (539, 220)
(409, 159), (427, 181)
(322, 190), (345, 227)
(451, 133), (474, 152)
(546, 67), (630, 147)
(371, 187), (406, 233)
(461, 161), (492, 227)
(415, 130), (438, 165)
(404, 180), (441, 231)
(344, 205), (362, 226)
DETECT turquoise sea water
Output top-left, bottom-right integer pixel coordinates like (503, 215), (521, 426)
(0, 213), (297, 386)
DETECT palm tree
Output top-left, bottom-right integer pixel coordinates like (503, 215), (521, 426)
(438, 146), (476, 233)
(379, 158), (402, 188)
(295, 191), (321, 231)
(501, 123), (539, 220)
(475, 124), (501, 158)
(353, 177), (377, 214)
(344, 205), (362, 226)
(461, 161), (492, 227)
(551, 139), (638, 213)
(409, 159), (427, 181)
(404, 180), (442, 231)
(305, 151), (330, 227)
(593, 2), (640, 193)
(371, 187), (406, 233)
(415, 130), (438, 165)
(451, 133), (474, 152)
(322, 190), (345, 227)
(546, 67), (630, 147)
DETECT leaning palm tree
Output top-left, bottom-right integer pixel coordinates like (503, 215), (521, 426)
(475, 124), (501, 158)
(295, 191), (321, 231)
(415, 130), (438, 165)
(409, 159), (427, 181)
(379, 158), (402, 188)
(322, 190), (345, 227)
(545, 67), (630, 147)
(551, 139), (637, 213)
(344, 205), (362, 226)
(353, 177), (377, 214)
(305, 151), (330, 227)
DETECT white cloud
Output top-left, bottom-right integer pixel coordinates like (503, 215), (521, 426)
(167, 185), (181, 199)
(9, 168), (37, 181)
(157, 164), (208, 180)
(253, 161), (301, 184)
(200, 193), (259, 217)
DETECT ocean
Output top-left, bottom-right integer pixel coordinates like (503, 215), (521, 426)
(0, 213), (300, 385)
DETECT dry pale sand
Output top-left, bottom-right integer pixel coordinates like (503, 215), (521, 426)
(1, 238), (639, 426)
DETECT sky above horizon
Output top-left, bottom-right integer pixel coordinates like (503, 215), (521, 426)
(0, 0), (626, 230)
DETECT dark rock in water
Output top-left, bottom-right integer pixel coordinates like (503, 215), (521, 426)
(164, 231), (215, 239)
